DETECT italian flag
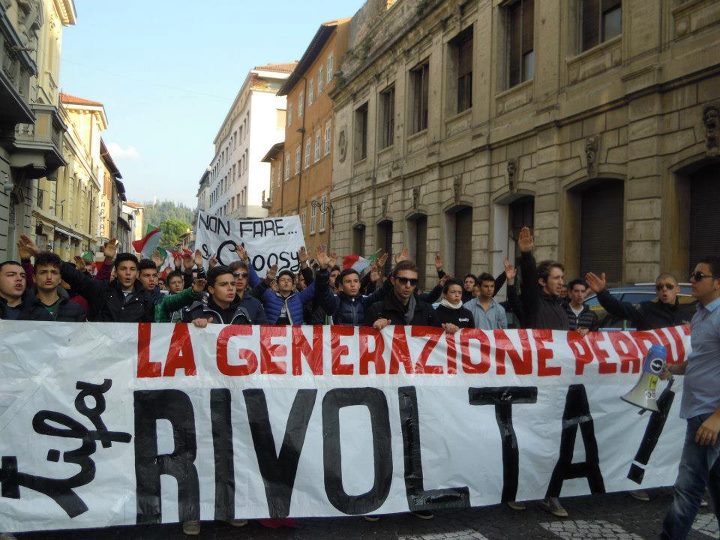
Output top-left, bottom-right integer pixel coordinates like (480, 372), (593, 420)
(342, 254), (375, 274)
(132, 225), (161, 259)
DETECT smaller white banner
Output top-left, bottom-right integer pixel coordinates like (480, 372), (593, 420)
(194, 211), (305, 276)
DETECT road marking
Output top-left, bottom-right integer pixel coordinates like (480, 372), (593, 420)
(692, 512), (719, 538)
(399, 528), (490, 540)
(540, 519), (643, 539)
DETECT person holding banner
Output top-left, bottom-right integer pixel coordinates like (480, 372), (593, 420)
(659, 257), (720, 539)
(516, 226), (571, 517)
(434, 278), (475, 329)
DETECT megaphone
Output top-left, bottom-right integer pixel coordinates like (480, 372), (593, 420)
(621, 344), (667, 412)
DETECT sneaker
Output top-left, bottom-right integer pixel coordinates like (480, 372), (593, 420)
(506, 500), (526, 511)
(226, 519), (248, 527)
(363, 515), (381, 522)
(629, 489), (650, 502)
(540, 497), (568, 518)
(412, 510), (435, 520)
(182, 520), (201, 536)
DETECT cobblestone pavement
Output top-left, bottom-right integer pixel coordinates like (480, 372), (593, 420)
(14, 488), (719, 540)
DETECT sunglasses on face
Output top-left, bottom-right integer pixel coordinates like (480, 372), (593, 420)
(689, 271), (713, 281)
(233, 272), (249, 279)
(655, 283), (675, 291)
(396, 277), (418, 286)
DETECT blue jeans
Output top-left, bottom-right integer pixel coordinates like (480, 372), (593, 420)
(661, 414), (720, 539)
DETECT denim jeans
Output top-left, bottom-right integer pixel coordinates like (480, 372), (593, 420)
(661, 413), (720, 539)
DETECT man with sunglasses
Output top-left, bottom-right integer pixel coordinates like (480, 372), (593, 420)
(585, 271), (696, 331)
(659, 257), (720, 539)
(364, 260), (441, 330)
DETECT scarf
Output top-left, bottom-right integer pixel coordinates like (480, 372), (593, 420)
(404, 294), (417, 325)
(440, 298), (463, 310)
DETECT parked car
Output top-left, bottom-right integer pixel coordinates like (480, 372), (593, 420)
(584, 283), (695, 329)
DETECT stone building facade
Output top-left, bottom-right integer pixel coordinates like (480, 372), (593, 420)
(275, 19), (350, 254)
(330, 0), (720, 288)
(0, 0), (75, 260)
(206, 64), (294, 220)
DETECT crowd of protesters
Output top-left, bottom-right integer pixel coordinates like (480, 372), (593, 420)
(0, 229), (718, 540)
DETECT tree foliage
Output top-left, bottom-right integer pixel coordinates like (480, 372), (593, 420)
(143, 201), (193, 248)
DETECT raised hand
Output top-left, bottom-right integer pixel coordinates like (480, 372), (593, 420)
(73, 255), (87, 272)
(316, 245), (330, 269)
(151, 250), (164, 268)
(504, 257), (517, 283)
(584, 272), (607, 294)
(18, 234), (39, 259)
(208, 255), (218, 269)
(394, 247), (410, 264)
(298, 246), (308, 267)
(192, 277), (207, 294)
(265, 263), (278, 283)
(517, 227), (534, 253)
(193, 249), (204, 268)
(103, 239), (118, 261)
(434, 253), (444, 271)
(182, 250), (194, 271)
(234, 242), (248, 262)
(375, 252), (388, 272)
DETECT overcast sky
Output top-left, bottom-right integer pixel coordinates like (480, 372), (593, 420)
(60, 0), (364, 208)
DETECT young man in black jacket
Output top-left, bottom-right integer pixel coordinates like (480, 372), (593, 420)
(564, 279), (598, 335)
(434, 278), (475, 329)
(585, 271), (695, 330)
(0, 260), (52, 321)
(365, 260), (442, 330)
(31, 252), (86, 321)
(515, 226), (570, 518)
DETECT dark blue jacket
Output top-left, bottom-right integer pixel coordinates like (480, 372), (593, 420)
(316, 271), (391, 325)
(249, 266), (316, 324)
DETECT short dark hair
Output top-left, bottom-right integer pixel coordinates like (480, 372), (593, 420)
(138, 259), (157, 272)
(464, 273), (477, 284)
(207, 265), (233, 287)
(391, 260), (418, 277)
(166, 270), (184, 284)
(697, 256), (720, 278)
(443, 278), (464, 294)
(114, 253), (139, 269)
(0, 260), (23, 272)
(567, 279), (588, 291)
(34, 252), (62, 270)
(338, 268), (360, 285)
(478, 272), (495, 284)
(330, 265), (341, 274)
(537, 260), (564, 282)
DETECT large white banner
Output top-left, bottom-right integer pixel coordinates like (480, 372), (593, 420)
(0, 322), (691, 533)
(194, 211), (305, 276)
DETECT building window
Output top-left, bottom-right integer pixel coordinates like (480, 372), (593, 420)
(354, 102), (369, 161)
(314, 130), (321, 162)
(305, 139), (311, 169)
(298, 91), (304, 118)
(581, 0), (621, 52)
(319, 194), (327, 231)
(300, 210), (306, 229)
(310, 202), (317, 234)
(287, 102), (293, 126)
(379, 85), (395, 149)
(452, 27), (473, 113)
(324, 121), (332, 155)
(308, 79), (314, 105)
(506, 0), (534, 88)
(318, 67), (325, 93)
(295, 146), (301, 174)
(410, 61), (429, 134)
(327, 54), (334, 83)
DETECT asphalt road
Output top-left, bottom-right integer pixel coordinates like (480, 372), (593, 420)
(13, 488), (719, 540)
